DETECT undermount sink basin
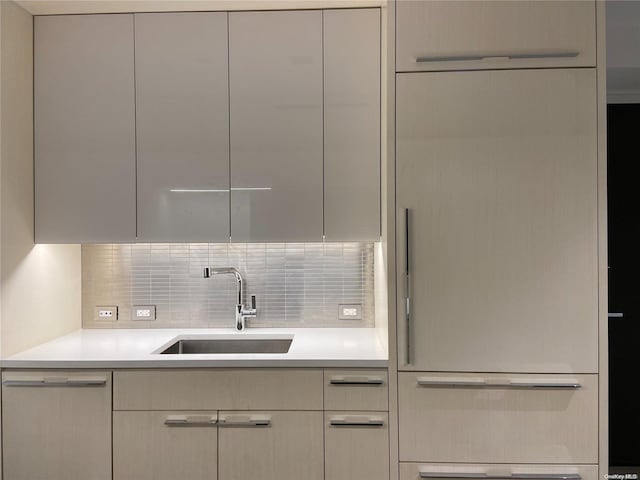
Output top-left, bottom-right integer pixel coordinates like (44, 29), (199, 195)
(158, 336), (293, 355)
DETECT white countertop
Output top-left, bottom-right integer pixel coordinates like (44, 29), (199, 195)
(2, 328), (388, 369)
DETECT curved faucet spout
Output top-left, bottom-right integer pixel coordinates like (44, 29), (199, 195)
(204, 267), (257, 331)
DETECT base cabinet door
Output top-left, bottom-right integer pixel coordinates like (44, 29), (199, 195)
(218, 411), (324, 480)
(398, 373), (598, 464)
(1, 371), (112, 480)
(113, 411), (218, 480)
(325, 412), (389, 480)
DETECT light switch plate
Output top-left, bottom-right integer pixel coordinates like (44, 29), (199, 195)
(339, 304), (362, 320)
(132, 305), (156, 321)
(94, 306), (118, 321)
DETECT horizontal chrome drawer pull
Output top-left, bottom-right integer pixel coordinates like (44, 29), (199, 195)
(416, 377), (581, 389)
(218, 415), (271, 427)
(329, 376), (384, 385)
(164, 415), (217, 426)
(3, 376), (107, 387)
(419, 472), (581, 480)
(415, 51), (579, 63)
(329, 416), (385, 427)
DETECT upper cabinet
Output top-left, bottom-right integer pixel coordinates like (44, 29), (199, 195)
(396, 0), (596, 72)
(135, 12), (230, 243)
(323, 9), (381, 241)
(35, 14), (136, 243)
(229, 10), (324, 242)
(34, 8), (381, 244)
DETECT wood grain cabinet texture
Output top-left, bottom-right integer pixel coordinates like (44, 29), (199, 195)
(396, 68), (598, 374)
(134, 12), (230, 242)
(219, 411), (324, 480)
(396, 0), (596, 72)
(1, 371), (112, 480)
(398, 373), (598, 464)
(113, 411), (218, 480)
(399, 464), (599, 480)
(34, 14), (136, 243)
(325, 412), (389, 480)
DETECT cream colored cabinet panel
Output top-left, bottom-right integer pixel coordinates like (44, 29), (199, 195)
(324, 369), (388, 411)
(114, 369), (323, 410)
(396, 69), (598, 373)
(2, 371), (112, 480)
(219, 411), (324, 480)
(135, 12), (230, 242)
(396, 1), (596, 72)
(34, 14), (136, 243)
(325, 412), (389, 480)
(399, 463), (598, 480)
(113, 411), (218, 480)
(229, 11), (323, 242)
(398, 373), (598, 464)
(323, 8), (381, 240)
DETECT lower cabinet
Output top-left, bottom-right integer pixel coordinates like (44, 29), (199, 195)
(113, 411), (218, 480)
(0, 368), (388, 480)
(398, 372), (598, 464)
(325, 412), (389, 480)
(218, 411), (324, 480)
(1, 371), (112, 480)
(399, 463), (599, 480)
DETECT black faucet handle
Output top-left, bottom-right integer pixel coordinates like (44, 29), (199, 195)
(251, 295), (257, 310)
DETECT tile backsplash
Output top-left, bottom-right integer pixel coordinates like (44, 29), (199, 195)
(82, 243), (375, 328)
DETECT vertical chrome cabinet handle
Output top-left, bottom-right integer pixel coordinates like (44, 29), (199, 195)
(404, 207), (412, 365)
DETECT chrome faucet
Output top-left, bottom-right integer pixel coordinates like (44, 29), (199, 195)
(203, 267), (257, 331)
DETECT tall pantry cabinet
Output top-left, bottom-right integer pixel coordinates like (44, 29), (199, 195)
(394, 1), (602, 479)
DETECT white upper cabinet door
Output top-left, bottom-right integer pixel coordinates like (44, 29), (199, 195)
(229, 10), (323, 242)
(396, 69), (598, 373)
(323, 8), (381, 241)
(396, 0), (596, 72)
(135, 13), (230, 242)
(35, 14), (136, 243)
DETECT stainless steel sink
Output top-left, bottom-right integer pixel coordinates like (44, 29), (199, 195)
(159, 337), (293, 355)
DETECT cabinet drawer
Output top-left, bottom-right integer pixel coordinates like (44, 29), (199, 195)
(325, 412), (389, 480)
(400, 463), (598, 480)
(114, 369), (323, 410)
(113, 411), (218, 480)
(2, 371), (112, 480)
(324, 369), (388, 411)
(219, 411), (323, 480)
(396, 0), (595, 72)
(398, 373), (597, 464)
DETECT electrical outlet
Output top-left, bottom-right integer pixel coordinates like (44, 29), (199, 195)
(95, 306), (118, 321)
(339, 304), (362, 320)
(132, 305), (156, 321)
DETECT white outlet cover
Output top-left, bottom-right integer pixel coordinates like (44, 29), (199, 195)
(339, 304), (362, 320)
